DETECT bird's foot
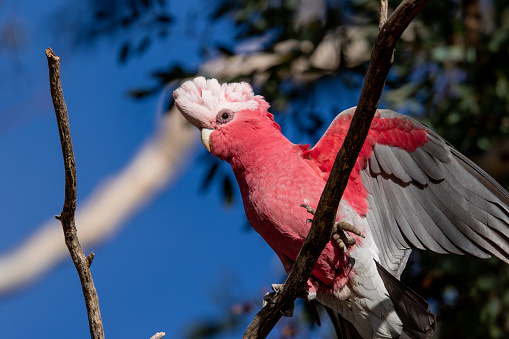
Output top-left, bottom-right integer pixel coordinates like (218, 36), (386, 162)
(262, 283), (317, 317)
(262, 284), (294, 317)
(271, 283), (317, 302)
(301, 204), (365, 252)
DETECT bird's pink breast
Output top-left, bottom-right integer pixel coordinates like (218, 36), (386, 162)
(233, 152), (351, 288)
(210, 113), (350, 287)
(208, 108), (430, 290)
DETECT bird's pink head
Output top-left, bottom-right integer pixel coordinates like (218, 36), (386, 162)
(173, 77), (273, 154)
(173, 77), (266, 130)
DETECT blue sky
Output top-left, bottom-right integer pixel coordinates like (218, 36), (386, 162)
(0, 1), (286, 338)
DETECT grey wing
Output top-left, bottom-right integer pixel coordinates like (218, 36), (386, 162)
(363, 113), (509, 279)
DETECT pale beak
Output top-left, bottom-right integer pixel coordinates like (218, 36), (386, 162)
(201, 128), (213, 152)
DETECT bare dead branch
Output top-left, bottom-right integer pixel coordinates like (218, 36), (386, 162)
(242, 0), (430, 338)
(46, 47), (105, 339)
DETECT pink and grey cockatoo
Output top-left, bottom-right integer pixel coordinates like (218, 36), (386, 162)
(173, 77), (509, 338)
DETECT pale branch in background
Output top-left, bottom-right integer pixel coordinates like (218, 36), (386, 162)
(46, 47), (105, 339)
(242, 0), (430, 338)
(0, 107), (197, 294)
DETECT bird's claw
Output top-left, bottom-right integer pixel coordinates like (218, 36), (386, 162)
(262, 283), (317, 317)
(301, 204), (365, 252)
(262, 284), (294, 317)
(300, 204), (316, 214)
(271, 283), (316, 301)
(263, 292), (294, 317)
(262, 292), (277, 306)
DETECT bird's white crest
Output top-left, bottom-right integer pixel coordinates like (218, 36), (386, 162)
(173, 77), (260, 129)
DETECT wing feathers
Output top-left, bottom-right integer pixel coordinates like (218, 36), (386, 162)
(363, 171), (412, 278)
(411, 147), (444, 180)
(309, 108), (509, 276)
(452, 147), (509, 207)
(407, 182), (479, 255)
(369, 153), (382, 174)
(443, 163), (509, 226)
(386, 177), (460, 254)
(423, 182), (492, 257)
(392, 147), (428, 186)
(374, 145), (394, 176)
(359, 111), (509, 274)
(374, 145), (413, 183)
(420, 133), (451, 164)
(424, 183), (503, 259)
(307, 108), (509, 337)
(377, 175), (428, 251)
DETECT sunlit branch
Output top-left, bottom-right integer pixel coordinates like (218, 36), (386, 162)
(46, 47), (105, 339)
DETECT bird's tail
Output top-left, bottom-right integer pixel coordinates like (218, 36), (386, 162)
(375, 260), (437, 339)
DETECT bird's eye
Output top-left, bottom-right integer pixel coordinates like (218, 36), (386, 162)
(216, 109), (234, 124)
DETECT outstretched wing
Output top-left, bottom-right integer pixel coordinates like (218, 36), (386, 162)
(303, 108), (509, 278)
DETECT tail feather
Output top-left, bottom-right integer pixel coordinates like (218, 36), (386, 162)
(338, 314), (364, 339)
(375, 260), (437, 339)
(324, 305), (364, 339)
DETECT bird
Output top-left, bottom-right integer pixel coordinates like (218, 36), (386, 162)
(173, 77), (509, 338)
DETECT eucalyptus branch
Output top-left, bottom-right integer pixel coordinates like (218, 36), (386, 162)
(46, 47), (105, 339)
(242, 0), (430, 338)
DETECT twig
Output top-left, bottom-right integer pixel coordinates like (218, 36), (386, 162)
(46, 47), (105, 339)
(150, 332), (166, 339)
(242, 0), (430, 338)
(379, 0), (389, 31)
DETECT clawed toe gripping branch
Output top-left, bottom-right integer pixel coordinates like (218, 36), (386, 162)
(301, 204), (364, 252)
(262, 283), (316, 317)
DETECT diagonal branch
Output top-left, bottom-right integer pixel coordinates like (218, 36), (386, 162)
(46, 47), (105, 339)
(243, 0), (430, 338)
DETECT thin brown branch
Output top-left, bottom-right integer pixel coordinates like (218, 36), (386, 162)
(242, 0), (430, 338)
(46, 47), (105, 339)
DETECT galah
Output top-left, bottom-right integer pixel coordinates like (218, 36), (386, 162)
(173, 77), (509, 338)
